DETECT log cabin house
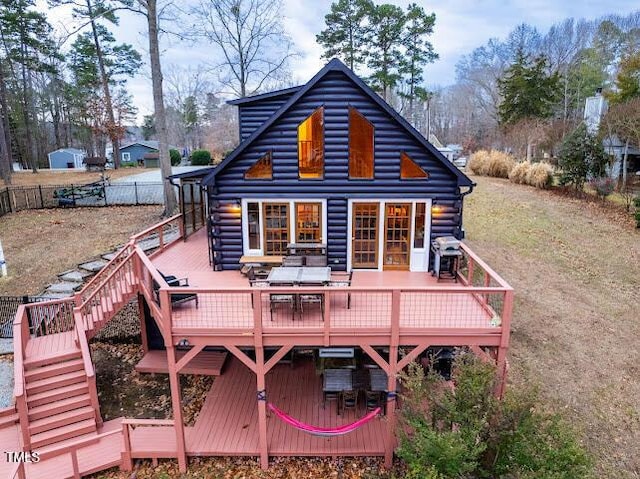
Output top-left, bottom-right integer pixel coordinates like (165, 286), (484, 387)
(1, 59), (513, 478)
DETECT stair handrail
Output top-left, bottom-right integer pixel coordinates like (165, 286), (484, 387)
(73, 314), (102, 426)
(130, 213), (182, 245)
(79, 243), (135, 304)
(12, 305), (30, 450)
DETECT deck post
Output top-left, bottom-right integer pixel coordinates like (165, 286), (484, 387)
(253, 290), (269, 469)
(166, 345), (188, 472)
(496, 289), (514, 398)
(138, 294), (148, 354)
(384, 290), (401, 468)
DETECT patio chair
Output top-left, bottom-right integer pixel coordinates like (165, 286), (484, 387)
(298, 281), (325, 321)
(269, 282), (296, 322)
(341, 390), (359, 413)
(365, 390), (383, 412)
(328, 271), (353, 309)
(282, 255), (304, 267)
(248, 267), (269, 308)
(155, 272), (198, 308)
(305, 255), (327, 267)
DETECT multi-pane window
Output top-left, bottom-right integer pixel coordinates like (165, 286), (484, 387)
(295, 203), (322, 243)
(298, 107), (324, 179)
(400, 151), (428, 179)
(413, 203), (426, 249)
(244, 151), (272, 179)
(349, 107), (374, 179)
(263, 203), (289, 254)
(352, 203), (379, 268)
(247, 202), (261, 250)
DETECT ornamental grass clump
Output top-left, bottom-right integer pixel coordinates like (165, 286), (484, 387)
(397, 352), (592, 479)
(589, 177), (616, 202)
(508, 161), (530, 184)
(509, 161), (554, 189)
(469, 150), (515, 178)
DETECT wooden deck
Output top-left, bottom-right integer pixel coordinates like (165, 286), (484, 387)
(135, 350), (228, 375)
(185, 357), (388, 457)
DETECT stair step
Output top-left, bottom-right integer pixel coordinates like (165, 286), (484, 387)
(29, 406), (95, 435)
(27, 382), (88, 408)
(26, 370), (87, 395)
(28, 394), (92, 421)
(25, 358), (84, 382)
(0, 413), (18, 429)
(24, 349), (82, 369)
(30, 418), (97, 449)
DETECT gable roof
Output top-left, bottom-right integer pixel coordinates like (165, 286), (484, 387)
(121, 140), (159, 150)
(49, 148), (85, 155)
(204, 58), (473, 187)
(227, 86), (302, 105)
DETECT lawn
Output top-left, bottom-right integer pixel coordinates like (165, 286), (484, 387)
(0, 206), (162, 295)
(463, 175), (640, 478)
(7, 167), (149, 187)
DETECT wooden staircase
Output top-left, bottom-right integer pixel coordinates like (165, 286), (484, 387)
(22, 339), (98, 449)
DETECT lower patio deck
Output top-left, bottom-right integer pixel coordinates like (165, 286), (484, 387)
(185, 356), (388, 456)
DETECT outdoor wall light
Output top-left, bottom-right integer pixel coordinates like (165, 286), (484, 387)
(178, 338), (190, 348)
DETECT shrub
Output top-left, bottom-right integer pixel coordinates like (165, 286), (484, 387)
(589, 177), (615, 202)
(558, 124), (609, 190)
(468, 150), (515, 178)
(508, 161), (529, 184)
(169, 148), (181, 166)
(190, 149), (211, 165)
(634, 195), (640, 228)
(527, 162), (554, 189)
(397, 353), (592, 479)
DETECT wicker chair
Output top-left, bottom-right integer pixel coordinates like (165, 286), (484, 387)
(341, 390), (359, 413)
(298, 281), (325, 321)
(269, 282), (296, 321)
(328, 271), (353, 309)
(282, 255), (304, 267)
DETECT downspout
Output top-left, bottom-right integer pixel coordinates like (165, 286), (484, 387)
(458, 183), (475, 240)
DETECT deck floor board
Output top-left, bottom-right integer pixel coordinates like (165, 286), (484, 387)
(135, 350), (227, 376)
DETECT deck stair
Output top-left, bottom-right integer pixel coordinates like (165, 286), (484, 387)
(22, 346), (98, 449)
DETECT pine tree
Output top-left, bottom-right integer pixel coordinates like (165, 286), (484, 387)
(497, 50), (560, 126)
(367, 3), (406, 101)
(316, 0), (373, 72)
(606, 52), (640, 105)
(399, 3), (437, 123)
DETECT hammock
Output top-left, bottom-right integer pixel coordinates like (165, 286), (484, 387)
(268, 403), (381, 437)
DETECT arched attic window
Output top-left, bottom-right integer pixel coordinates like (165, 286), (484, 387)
(349, 107), (374, 179)
(244, 151), (273, 179)
(298, 107), (324, 179)
(400, 151), (429, 179)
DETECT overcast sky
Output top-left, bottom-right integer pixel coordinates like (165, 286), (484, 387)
(41, 0), (640, 122)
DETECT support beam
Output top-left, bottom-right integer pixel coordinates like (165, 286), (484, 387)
(256, 346), (268, 469)
(175, 344), (205, 372)
(360, 345), (390, 373)
(166, 345), (187, 472)
(396, 342), (431, 371)
(470, 345), (493, 363)
(264, 345), (293, 374)
(137, 295), (148, 354)
(384, 345), (399, 468)
(226, 344), (257, 373)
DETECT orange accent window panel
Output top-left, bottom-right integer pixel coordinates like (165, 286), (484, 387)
(263, 203), (290, 255)
(400, 152), (429, 179)
(298, 107), (324, 179)
(295, 202), (322, 243)
(245, 151), (272, 179)
(349, 107), (374, 178)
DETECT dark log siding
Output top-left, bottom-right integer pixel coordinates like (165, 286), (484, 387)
(211, 70), (464, 270)
(238, 92), (297, 141)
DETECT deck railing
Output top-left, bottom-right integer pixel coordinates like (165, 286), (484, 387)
(12, 305), (30, 450)
(130, 213), (183, 257)
(24, 298), (76, 337)
(121, 418), (176, 470)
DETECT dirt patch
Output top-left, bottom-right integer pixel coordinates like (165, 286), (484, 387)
(92, 342), (213, 425)
(7, 168), (148, 187)
(0, 206), (162, 295)
(464, 175), (640, 477)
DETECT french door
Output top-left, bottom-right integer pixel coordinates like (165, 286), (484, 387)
(383, 203), (412, 270)
(351, 203), (379, 268)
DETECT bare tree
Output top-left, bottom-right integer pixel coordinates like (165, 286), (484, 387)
(121, 0), (177, 215)
(193, 0), (296, 98)
(602, 98), (640, 190)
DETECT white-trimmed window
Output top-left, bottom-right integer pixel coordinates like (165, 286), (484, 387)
(122, 152), (131, 162)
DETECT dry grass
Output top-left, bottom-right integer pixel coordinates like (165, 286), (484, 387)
(468, 150), (516, 178)
(509, 161), (554, 189)
(6, 168), (148, 187)
(464, 175), (640, 478)
(0, 206), (162, 295)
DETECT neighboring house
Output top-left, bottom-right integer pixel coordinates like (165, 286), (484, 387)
(428, 134), (455, 163)
(3, 59), (513, 477)
(47, 148), (86, 169)
(120, 141), (178, 167)
(584, 90), (640, 181)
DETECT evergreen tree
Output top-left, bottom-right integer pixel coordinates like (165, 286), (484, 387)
(399, 3), (437, 122)
(367, 3), (405, 100)
(497, 50), (560, 126)
(316, 0), (373, 72)
(558, 123), (609, 190)
(141, 114), (155, 140)
(606, 52), (640, 105)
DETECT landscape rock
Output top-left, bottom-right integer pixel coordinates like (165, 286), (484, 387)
(58, 270), (92, 282)
(79, 259), (108, 273)
(46, 281), (83, 294)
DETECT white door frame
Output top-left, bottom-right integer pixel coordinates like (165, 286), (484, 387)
(347, 198), (432, 272)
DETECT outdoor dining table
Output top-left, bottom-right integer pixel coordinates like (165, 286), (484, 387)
(267, 266), (331, 285)
(323, 368), (353, 392)
(369, 369), (388, 392)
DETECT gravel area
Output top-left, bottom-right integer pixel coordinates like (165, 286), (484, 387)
(0, 339), (12, 355)
(0, 358), (14, 408)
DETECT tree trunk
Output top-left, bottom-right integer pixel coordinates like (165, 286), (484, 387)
(621, 138), (629, 191)
(87, 0), (121, 168)
(0, 61), (12, 184)
(526, 141), (533, 162)
(147, 0), (178, 216)
(19, 27), (37, 172)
